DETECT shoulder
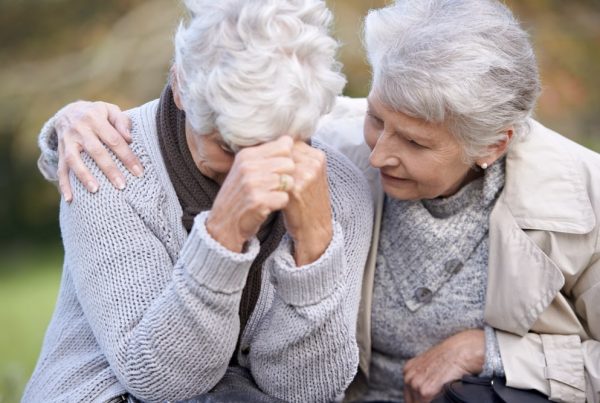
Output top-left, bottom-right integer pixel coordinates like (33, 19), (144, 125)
(503, 120), (600, 237)
(66, 99), (168, 217)
(314, 97), (381, 198)
(312, 138), (373, 227)
(315, 97), (370, 172)
(517, 121), (600, 202)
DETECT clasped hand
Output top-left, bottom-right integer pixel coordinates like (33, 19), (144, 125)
(206, 137), (333, 266)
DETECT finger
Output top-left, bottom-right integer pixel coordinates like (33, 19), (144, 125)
(258, 156), (296, 175)
(271, 173), (295, 193)
(64, 143), (99, 193)
(57, 142), (72, 203)
(291, 140), (313, 154)
(264, 190), (290, 211)
(81, 134), (127, 190)
(421, 379), (443, 402)
(291, 145), (326, 172)
(105, 103), (132, 143)
(95, 119), (143, 177)
(404, 385), (415, 403)
(242, 135), (294, 159)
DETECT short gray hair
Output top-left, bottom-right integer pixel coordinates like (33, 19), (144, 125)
(364, 0), (541, 160)
(174, 0), (346, 150)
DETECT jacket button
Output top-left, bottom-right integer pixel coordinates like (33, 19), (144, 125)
(445, 259), (463, 275)
(241, 346), (250, 355)
(414, 287), (433, 303)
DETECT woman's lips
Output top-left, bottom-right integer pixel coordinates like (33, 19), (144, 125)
(380, 172), (410, 183)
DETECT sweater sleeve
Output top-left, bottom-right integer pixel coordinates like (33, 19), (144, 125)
(61, 157), (259, 403)
(480, 325), (505, 377)
(247, 144), (374, 403)
(37, 112), (60, 184)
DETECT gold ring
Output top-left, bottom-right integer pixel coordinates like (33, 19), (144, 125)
(278, 174), (289, 192)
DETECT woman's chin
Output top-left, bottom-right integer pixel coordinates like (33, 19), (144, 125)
(380, 177), (420, 201)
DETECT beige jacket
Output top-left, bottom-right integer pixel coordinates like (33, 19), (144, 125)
(316, 97), (600, 403)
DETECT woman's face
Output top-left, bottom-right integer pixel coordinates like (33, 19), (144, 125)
(364, 95), (479, 201)
(186, 127), (235, 185)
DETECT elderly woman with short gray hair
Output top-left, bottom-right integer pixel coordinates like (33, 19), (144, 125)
(24, 1), (373, 402)
(33, 0), (600, 402)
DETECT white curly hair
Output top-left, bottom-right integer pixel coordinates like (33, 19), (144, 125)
(174, 0), (346, 151)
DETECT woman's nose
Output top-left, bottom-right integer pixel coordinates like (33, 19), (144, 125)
(369, 132), (400, 169)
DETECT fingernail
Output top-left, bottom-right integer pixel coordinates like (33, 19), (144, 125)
(132, 164), (143, 177)
(64, 193), (72, 203)
(88, 181), (99, 193)
(114, 177), (126, 190)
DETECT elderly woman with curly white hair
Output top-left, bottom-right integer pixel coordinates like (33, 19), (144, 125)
(23, 0), (374, 402)
(33, 0), (600, 402)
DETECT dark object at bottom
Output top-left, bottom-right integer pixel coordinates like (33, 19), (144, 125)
(432, 376), (549, 403)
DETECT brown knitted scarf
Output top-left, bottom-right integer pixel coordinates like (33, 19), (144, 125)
(156, 85), (286, 362)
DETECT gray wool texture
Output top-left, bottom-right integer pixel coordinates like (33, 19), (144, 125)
(24, 100), (373, 403)
(363, 159), (506, 402)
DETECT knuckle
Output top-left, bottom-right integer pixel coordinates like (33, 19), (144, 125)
(63, 151), (79, 165)
(69, 121), (88, 136)
(237, 161), (254, 176)
(104, 134), (121, 148)
(241, 179), (254, 193)
(85, 143), (104, 158)
(245, 192), (262, 210)
(120, 153), (137, 166)
(284, 159), (296, 171)
(423, 388), (436, 400)
(302, 171), (314, 182)
(91, 101), (107, 111)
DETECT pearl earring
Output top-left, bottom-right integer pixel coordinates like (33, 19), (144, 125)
(480, 162), (489, 170)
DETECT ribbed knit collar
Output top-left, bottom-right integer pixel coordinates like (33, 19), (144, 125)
(421, 157), (506, 218)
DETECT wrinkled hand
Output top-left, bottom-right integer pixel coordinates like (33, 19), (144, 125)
(404, 329), (485, 403)
(206, 137), (296, 253)
(54, 101), (142, 202)
(283, 141), (332, 266)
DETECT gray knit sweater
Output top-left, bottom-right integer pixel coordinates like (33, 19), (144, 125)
(363, 160), (506, 402)
(24, 100), (373, 403)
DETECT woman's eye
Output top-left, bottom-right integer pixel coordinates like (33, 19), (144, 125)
(407, 138), (425, 148)
(367, 112), (383, 126)
(219, 143), (234, 154)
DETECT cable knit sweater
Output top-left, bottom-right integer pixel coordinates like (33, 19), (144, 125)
(24, 99), (373, 403)
(363, 159), (505, 402)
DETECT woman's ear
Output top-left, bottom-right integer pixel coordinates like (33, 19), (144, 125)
(170, 65), (184, 111)
(476, 128), (514, 168)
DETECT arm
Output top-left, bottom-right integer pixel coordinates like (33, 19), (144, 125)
(63, 130), (300, 402)
(248, 144), (374, 402)
(38, 101), (141, 201)
(63, 180), (255, 402)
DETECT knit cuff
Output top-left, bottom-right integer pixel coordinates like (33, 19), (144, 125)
(38, 113), (60, 183)
(481, 325), (505, 377)
(268, 221), (345, 307)
(179, 211), (259, 294)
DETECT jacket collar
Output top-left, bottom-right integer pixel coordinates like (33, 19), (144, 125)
(502, 120), (596, 234)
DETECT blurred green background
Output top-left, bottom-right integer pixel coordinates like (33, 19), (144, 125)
(0, 0), (599, 401)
